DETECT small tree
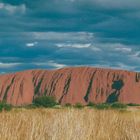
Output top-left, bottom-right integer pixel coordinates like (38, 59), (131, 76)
(33, 96), (57, 108)
(127, 103), (140, 106)
(87, 102), (95, 107)
(95, 103), (110, 110)
(0, 102), (12, 112)
(64, 103), (72, 107)
(74, 103), (84, 109)
(111, 102), (127, 109)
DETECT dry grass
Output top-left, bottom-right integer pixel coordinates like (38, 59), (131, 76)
(0, 108), (140, 140)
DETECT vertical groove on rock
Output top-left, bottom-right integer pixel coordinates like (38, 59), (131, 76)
(32, 71), (44, 96)
(0, 86), (4, 99)
(10, 84), (16, 103)
(48, 73), (63, 96)
(16, 80), (24, 105)
(34, 77), (44, 95)
(44, 89), (48, 96)
(84, 71), (96, 102)
(3, 76), (15, 101)
(136, 73), (140, 82)
(107, 72), (110, 79)
(59, 74), (71, 103)
(0, 77), (11, 98)
(33, 71), (46, 96)
(20, 80), (24, 98)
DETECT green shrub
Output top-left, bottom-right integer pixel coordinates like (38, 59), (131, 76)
(23, 104), (37, 109)
(64, 103), (72, 107)
(95, 103), (110, 110)
(127, 103), (140, 106)
(0, 102), (12, 112)
(93, 102), (127, 110)
(74, 103), (84, 109)
(111, 102), (127, 109)
(33, 96), (57, 108)
(87, 102), (95, 107)
(4, 104), (12, 111)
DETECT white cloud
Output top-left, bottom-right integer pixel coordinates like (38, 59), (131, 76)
(34, 61), (67, 69)
(56, 43), (91, 48)
(114, 47), (132, 53)
(133, 51), (140, 57)
(128, 51), (140, 61)
(56, 42), (133, 54)
(0, 62), (21, 68)
(91, 46), (101, 52)
(92, 62), (136, 71)
(26, 42), (38, 47)
(115, 63), (136, 71)
(96, 43), (133, 53)
(48, 61), (67, 69)
(32, 32), (94, 41)
(0, 3), (26, 15)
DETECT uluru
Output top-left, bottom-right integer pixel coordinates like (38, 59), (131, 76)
(0, 67), (140, 106)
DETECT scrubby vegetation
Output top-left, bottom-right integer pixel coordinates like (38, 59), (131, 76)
(87, 102), (95, 107)
(95, 103), (110, 110)
(92, 102), (127, 110)
(0, 102), (12, 112)
(33, 96), (57, 107)
(74, 103), (84, 109)
(87, 102), (128, 110)
(64, 103), (72, 107)
(0, 96), (140, 111)
(127, 103), (140, 106)
(111, 102), (127, 109)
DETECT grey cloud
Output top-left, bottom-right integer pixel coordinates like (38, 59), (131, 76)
(0, 2), (26, 15)
(0, 0), (140, 73)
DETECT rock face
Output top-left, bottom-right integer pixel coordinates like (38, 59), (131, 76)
(0, 67), (140, 105)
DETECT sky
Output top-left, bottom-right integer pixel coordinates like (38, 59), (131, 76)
(0, 0), (140, 73)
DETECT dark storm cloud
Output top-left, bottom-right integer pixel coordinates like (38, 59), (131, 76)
(0, 0), (140, 73)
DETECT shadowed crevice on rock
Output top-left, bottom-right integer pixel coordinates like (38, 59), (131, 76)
(84, 71), (96, 102)
(3, 76), (15, 101)
(112, 80), (124, 91)
(106, 80), (124, 103)
(43, 88), (48, 96)
(34, 77), (44, 96)
(136, 73), (140, 82)
(48, 73), (63, 96)
(59, 74), (71, 103)
(33, 72), (46, 97)
(106, 91), (120, 103)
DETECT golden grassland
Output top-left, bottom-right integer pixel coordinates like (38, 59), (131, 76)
(0, 107), (140, 140)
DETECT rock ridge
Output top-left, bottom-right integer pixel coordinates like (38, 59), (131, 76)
(0, 67), (139, 105)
